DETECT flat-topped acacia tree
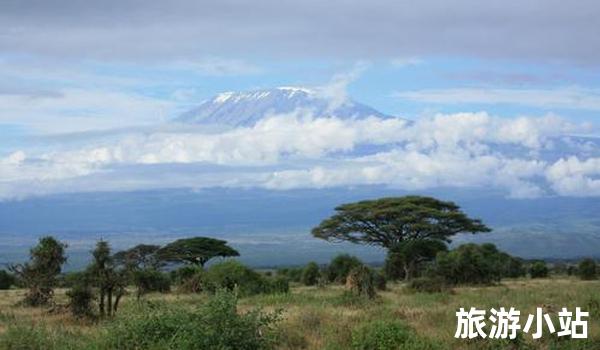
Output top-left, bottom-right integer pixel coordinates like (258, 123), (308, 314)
(157, 237), (240, 268)
(312, 196), (490, 278)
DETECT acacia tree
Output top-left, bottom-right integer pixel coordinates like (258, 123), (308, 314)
(312, 196), (490, 280)
(157, 237), (239, 268)
(10, 236), (67, 306)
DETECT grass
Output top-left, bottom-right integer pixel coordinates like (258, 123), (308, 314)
(1, 277), (599, 349)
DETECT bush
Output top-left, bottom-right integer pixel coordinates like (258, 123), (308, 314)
(66, 284), (95, 318)
(0, 270), (15, 290)
(383, 251), (405, 281)
(179, 270), (204, 293)
(407, 276), (449, 293)
(301, 262), (320, 286)
(276, 267), (303, 283)
(351, 320), (441, 350)
(105, 290), (281, 350)
(373, 270), (387, 291)
(266, 276), (290, 294)
(346, 265), (376, 299)
(172, 265), (202, 284)
(529, 260), (549, 278)
(58, 271), (89, 288)
(327, 254), (363, 284)
(133, 269), (171, 298)
(205, 260), (268, 296)
(577, 258), (597, 280)
(430, 243), (519, 286)
(504, 256), (527, 278)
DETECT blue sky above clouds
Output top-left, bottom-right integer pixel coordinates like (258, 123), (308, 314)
(2, 0), (600, 200)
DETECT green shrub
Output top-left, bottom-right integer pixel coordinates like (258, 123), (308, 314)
(133, 269), (171, 297)
(346, 265), (376, 299)
(373, 270), (387, 291)
(351, 320), (441, 350)
(0, 270), (15, 290)
(301, 262), (320, 286)
(327, 254), (363, 283)
(503, 256), (527, 278)
(407, 276), (449, 293)
(529, 260), (549, 278)
(178, 270), (205, 293)
(66, 284), (95, 319)
(276, 267), (303, 283)
(577, 258), (597, 280)
(58, 271), (89, 288)
(430, 243), (518, 286)
(205, 260), (268, 296)
(105, 290), (281, 350)
(266, 276), (290, 294)
(172, 265), (203, 285)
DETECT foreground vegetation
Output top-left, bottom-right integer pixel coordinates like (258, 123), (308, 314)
(1, 195), (598, 349)
(1, 278), (599, 350)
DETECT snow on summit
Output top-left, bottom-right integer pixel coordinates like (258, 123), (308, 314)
(176, 87), (393, 127)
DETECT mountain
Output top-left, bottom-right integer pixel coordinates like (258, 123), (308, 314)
(176, 87), (395, 127)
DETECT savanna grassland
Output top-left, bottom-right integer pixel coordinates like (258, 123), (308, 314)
(1, 277), (599, 350)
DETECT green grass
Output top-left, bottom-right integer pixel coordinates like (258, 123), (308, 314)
(1, 278), (599, 349)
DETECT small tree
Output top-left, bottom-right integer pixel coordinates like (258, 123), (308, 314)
(157, 237), (239, 268)
(10, 236), (67, 306)
(327, 254), (363, 284)
(301, 262), (320, 286)
(66, 283), (95, 319)
(88, 240), (126, 317)
(529, 260), (549, 279)
(578, 258), (597, 280)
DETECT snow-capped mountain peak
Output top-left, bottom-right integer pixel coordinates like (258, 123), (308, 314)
(176, 87), (393, 127)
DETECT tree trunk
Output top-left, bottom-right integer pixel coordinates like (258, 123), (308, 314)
(113, 291), (122, 314)
(107, 288), (113, 317)
(403, 263), (412, 281)
(99, 288), (105, 317)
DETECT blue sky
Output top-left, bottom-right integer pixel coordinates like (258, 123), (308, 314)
(1, 0), (600, 200)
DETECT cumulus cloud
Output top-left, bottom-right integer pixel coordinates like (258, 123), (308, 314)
(546, 156), (600, 196)
(1, 110), (598, 200)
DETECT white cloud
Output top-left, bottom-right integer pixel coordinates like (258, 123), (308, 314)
(0, 111), (597, 200)
(394, 87), (600, 111)
(546, 156), (600, 196)
(317, 62), (369, 112)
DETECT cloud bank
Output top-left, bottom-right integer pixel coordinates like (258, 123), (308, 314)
(2, 110), (599, 200)
(2, 1), (599, 64)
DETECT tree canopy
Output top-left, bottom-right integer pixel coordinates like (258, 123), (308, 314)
(156, 237), (239, 267)
(312, 196), (490, 248)
(113, 244), (161, 270)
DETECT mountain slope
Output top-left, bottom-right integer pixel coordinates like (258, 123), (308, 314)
(176, 87), (394, 127)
